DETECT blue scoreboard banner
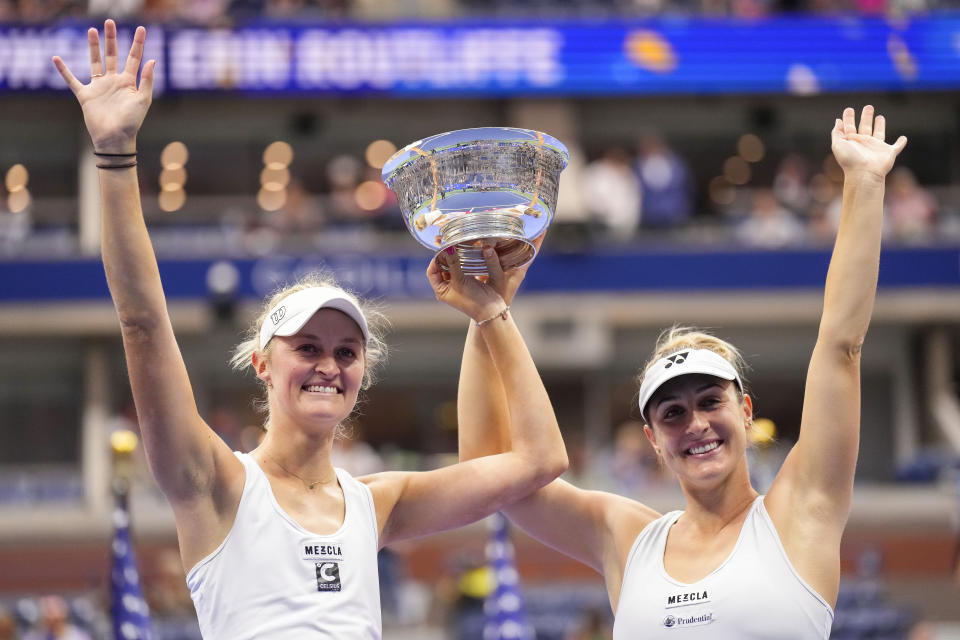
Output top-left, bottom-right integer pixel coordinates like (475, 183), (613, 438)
(1, 14), (958, 96)
(1, 246), (958, 302)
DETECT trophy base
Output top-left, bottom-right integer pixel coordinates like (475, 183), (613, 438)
(436, 209), (535, 276)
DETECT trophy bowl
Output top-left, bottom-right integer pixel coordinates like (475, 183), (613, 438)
(382, 127), (569, 276)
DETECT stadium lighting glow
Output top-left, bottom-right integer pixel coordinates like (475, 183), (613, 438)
(5, 164), (27, 192)
(737, 134), (765, 163)
(263, 141), (293, 170)
(364, 140), (397, 170)
(160, 142), (189, 170)
(723, 156), (751, 186)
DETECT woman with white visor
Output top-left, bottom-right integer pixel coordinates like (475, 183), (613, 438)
(458, 106), (907, 637)
(53, 22), (567, 639)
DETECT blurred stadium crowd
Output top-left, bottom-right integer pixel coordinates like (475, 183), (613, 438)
(1, 0), (960, 24)
(0, 129), (954, 258)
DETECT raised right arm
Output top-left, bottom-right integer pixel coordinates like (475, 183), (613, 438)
(456, 244), (658, 605)
(54, 23), (242, 546)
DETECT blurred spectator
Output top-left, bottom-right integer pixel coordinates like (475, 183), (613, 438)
(87, 0), (142, 20)
(885, 167), (938, 242)
(325, 154), (368, 226)
(14, 0), (82, 23)
(772, 153), (811, 215)
(0, 182), (32, 254)
(332, 427), (385, 477)
(0, 0), (16, 21)
(208, 405), (244, 450)
(736, 187), (806, 247)
(582, 148), (642, 242)
(23, 596), (90, 640)
(260, 178), (325, 238)
(566, 606), (612, 640)
(610, 420), (662, 496)
(806, 202), (837, 245)
(0, 605), (17, 640)
(633, 134), (693, 230)
(146, 548), (195, 619)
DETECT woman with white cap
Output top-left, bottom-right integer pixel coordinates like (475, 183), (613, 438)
(53, 22), (567, 639)
(458, 106), (907, 638)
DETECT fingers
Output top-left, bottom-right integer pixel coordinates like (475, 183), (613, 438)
(426, 255), (445, 290)
(51, 57), (83, 94)
(873, 114), (886, 142)
(891, 135), (908, 155)
(87, 27), (102, 77)
(123, 26), (146, 77)
(483, 244), (506, 292)
(140, 59), (157, 95)
(830, 117), (842, 144)
(104, 19), (119, 74)
(842, 107), (856, 135)
(858, 105), (874, 136)
(445, 247), (465, 284)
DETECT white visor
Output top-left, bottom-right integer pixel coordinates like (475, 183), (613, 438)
(638, 348), (742, 422)
(259, 287), (369, 350)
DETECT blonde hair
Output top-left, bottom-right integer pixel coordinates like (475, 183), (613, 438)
(636, 325), (750, 404)
(231, 272), (388, 430)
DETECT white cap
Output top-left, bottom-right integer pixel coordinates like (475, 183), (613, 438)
(259, 287), (369, 350)
(638, 348), (742, 422)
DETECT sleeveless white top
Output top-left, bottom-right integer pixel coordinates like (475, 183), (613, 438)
(186, 452), (382, 639)
(613, 496), (833, 639)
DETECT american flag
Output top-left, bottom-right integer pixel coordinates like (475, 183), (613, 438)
(110, 482), (154, 640)
(483, 512), (536, 640)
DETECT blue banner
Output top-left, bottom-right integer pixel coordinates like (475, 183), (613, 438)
(2, 15), (958, 96)
(0, 246), (958, 302)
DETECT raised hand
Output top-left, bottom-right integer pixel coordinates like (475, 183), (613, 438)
(831, 105), (907, 180)
(427, 248), (508, 322)
(52, 20), (155, 154)
(486, 233), (544, 306)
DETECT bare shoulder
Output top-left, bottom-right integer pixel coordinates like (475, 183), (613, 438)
(598, 490), (662, 567)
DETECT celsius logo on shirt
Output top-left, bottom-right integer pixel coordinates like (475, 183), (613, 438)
(316, 562), (342, 592)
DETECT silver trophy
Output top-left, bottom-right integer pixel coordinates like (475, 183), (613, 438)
(382, 127), (569, 276)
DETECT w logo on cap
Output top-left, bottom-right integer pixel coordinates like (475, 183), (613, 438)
(270, 306), (286, 325)
(664, 351), (689, 368)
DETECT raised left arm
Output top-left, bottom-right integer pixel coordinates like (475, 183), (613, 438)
(768, 106), (906, 597)
(366, 247), (568, 546)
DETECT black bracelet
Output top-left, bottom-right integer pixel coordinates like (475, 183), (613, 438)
(96, 161), (138, 169)
(93, 151), (137, 157)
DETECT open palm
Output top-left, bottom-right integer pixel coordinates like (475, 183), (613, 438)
(831, 106), (907, 180)
(52, 20), (155, 154)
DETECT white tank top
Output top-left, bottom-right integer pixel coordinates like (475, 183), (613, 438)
(613, 496), (833, 639)
(186, 452), (382, 639)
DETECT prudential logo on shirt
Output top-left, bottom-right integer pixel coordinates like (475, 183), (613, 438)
(663, 612), (714, 628)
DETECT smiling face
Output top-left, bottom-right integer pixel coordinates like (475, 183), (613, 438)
(255, 308), (366, 432)
(643, 374), (753, 488)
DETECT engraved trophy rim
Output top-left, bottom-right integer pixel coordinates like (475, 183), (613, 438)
(382, 126), (569, 276)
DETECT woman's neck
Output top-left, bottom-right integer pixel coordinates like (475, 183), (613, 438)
(255, 420), (337, 480)
(677, 463), (758, 533)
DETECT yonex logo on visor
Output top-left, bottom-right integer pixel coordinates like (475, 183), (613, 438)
(638, 348), (742, 422)
(259, 287), (369, 350)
